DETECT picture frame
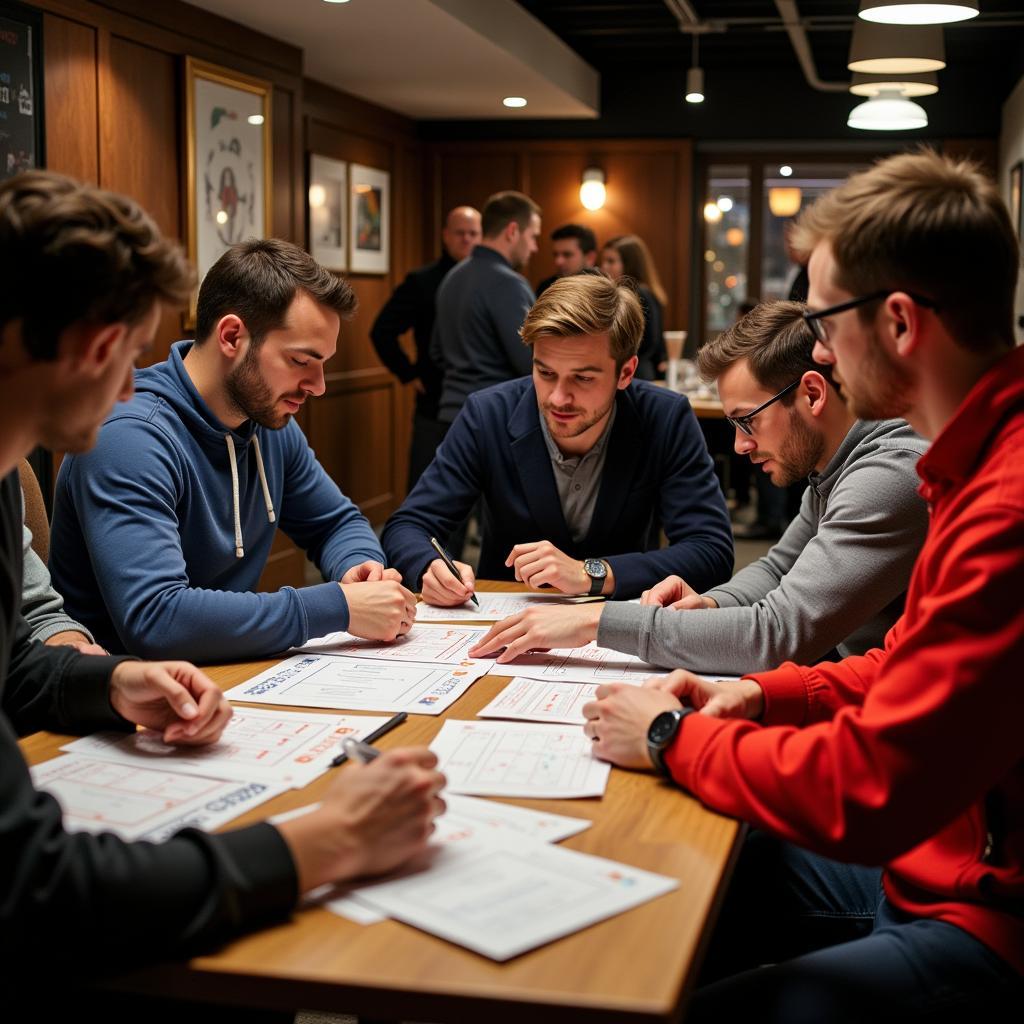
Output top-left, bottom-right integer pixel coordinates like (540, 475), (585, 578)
(349, 162), (390, 274)
(1011, 161), (1023, 240)
(184, 56), (272, 323)
(0, 0), (45, 183)
(308, 154), (348, 271)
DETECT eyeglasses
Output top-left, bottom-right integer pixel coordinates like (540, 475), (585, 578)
(802, 290), (939, 347)
(725, 379), (801, 437)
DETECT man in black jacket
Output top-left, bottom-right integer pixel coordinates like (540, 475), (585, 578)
(0, 171), (444, 992)
(370, 205), (480, 489)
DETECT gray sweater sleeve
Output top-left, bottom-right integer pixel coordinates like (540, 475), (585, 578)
(597, 445), (928, 674)
(21, 523), (94, 645)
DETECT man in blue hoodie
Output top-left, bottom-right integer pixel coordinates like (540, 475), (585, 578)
(51, 239), (417, 662)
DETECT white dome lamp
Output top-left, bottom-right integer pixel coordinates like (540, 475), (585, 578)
(858, 1), (978, 25)
(848, 88), (929, 130)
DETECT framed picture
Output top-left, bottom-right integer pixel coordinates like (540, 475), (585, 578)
(308, 154), (347, 271)
(349, 163), (390, 274)
(184, 57), (272, 320)
(0, 0), (45, 182)
(1011, 161), (1023, 240)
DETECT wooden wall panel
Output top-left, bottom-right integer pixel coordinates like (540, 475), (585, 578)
(42, 13), (98, 183)
(309, 380), (397, 520)
(429, 140), (693, 333)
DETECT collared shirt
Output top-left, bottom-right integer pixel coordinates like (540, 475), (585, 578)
(537, 403), (617, 544)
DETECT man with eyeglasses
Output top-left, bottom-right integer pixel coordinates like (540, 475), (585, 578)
(472, 299), (928, 675)
(581, 151), (1024, 1019)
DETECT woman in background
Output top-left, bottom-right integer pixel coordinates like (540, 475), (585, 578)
(600, 234), (668, 379)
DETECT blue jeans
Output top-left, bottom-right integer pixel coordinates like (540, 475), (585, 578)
(687, 830), (1022, 1022)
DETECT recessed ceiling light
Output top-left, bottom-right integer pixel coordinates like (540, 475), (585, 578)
(503, 96), (527, 108)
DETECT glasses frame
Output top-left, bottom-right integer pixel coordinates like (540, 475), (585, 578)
(725, 378), (801, 437)
(802, 289), (939, 346)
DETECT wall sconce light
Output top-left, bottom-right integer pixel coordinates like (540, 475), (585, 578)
(580, 168), (606, 211)
(768, 187), (803, 218)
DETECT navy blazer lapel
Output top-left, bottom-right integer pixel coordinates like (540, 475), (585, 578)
(585, 389), (644, 547)
(508, 387), (574, 550)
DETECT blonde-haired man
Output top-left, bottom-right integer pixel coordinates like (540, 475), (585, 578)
(583, 151), (1024, 1018)
(383, 272), (733, 602)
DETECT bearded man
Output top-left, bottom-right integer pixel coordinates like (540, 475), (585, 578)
(51, 239), (417, 661)
(382, 272), (733, 603)
(470, 299), (928, 675)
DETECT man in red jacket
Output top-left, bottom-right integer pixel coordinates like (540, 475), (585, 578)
(583, 150), (1023, 1020)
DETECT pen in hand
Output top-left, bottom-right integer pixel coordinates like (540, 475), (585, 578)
(331, 711), (408, 766)
(429, 536), (480, 609)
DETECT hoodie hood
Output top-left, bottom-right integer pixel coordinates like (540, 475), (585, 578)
(127, 340), (276, 555)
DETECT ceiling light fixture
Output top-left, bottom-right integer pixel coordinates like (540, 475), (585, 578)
(848, 88), (929, 130)
(580, 168), (606, 211)
(858, 1), (977, 25)
(686, 34), (705, 104)
(849, 70), (939, 96)
(779, 165), (794, 177)
(848, 22), (946, 73)
(503, 96), (527, 108)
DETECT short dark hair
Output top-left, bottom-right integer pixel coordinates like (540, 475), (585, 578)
(0, 170), (193, 360)
(481, 190), (541, 238)
(195, 238), (356, 345)
(551, 223), (597, 254)
(698, 300), (834, 398)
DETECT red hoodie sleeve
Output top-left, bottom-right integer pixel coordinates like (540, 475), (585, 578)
(664, 504), (1024, 864)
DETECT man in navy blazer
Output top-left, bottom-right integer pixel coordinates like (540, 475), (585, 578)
(382, 273), (733, 603)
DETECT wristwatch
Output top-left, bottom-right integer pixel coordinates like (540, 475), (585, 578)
(583, 558), (608, 597)
(647, 707), (695, 777)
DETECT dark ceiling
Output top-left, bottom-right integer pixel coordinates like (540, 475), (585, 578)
(420, 1), (1024, 144)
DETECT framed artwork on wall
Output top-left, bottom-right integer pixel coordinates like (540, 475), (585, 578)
(1010, 161), (1023, 240)
(349, 162), (390, 274)
(308, 154), (347, 271)
(0, 0), (45, 182)
(184, 56), (272, 321)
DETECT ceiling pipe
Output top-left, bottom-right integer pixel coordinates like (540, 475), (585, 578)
(774, 0), (851, 92)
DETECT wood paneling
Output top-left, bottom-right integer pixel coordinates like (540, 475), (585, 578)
(430, 139), (694, 332)
(42, 14), (98, 183)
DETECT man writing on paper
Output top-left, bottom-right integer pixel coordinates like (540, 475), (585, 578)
(51, 239), (416, 663)
(383, 273), (733, 602)
(470, 300), (928, 674)
(581, 152), (1023, 1018)
(0, 172), (444, 990)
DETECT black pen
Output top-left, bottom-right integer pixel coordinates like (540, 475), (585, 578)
(429, 535), (481, 609)
(331, 711), (408, 766)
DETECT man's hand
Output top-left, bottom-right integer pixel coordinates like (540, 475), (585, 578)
(340, 580), (417, 641)
(646, 669), (764, 720)
(640, 575), (717, 610)
(581, 682), (682, 770)
(109, 661), (232, 745)
(421, 558), (477, 607)
(341, 561), (403, 585)
(468, 603), (603, 662)
(277, 747), (446, 892)
(506, 541), (610, 595)
(45, 630), (107, 655)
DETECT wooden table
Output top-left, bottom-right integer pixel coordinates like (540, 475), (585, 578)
(20, 584), (742, 1023)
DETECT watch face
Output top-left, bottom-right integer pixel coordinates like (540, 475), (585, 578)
(584, 558), (607, 579)
(649, 710), (679, 745)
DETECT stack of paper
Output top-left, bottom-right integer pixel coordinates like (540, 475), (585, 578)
(225, 655), (490, 715)
(507, 641), (669, 684)
(414, 592), (602, 622)
(429, 719), (610, 799)
(295, 623), (493, 666)
(343, 832), (678, 960)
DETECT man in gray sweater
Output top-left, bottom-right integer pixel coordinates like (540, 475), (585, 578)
(470, 300), (929, 675)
